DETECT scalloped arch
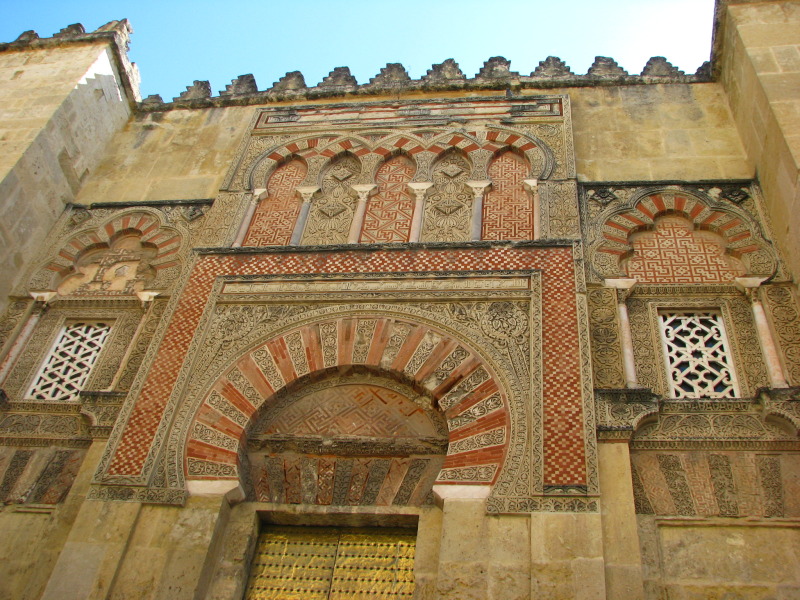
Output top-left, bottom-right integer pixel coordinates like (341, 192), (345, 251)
(29, 210), (184, 294)
(590, 188), (777, 280)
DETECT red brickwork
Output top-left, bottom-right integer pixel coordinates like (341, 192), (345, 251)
(624, 216), (745, 283)
(482, 152), (533, 240)
(106, 247), (586, 487)
(360, 156), (415, 243)
(243, 159), (307, 246)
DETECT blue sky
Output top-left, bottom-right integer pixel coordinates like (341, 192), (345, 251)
(0, 0), (715, 100)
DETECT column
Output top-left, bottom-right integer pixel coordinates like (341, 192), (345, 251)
(231, 188), (264, 247)
(736, 277), (789, 388)
(604, 278), (639, 388)
(466, 180), (491, 241)
(407, 182), (433, 243)
(523, 179), (540, 240)
(289, 186), (319, 246)
(0, 291), (56, 384)
(347, 184), (376, 244)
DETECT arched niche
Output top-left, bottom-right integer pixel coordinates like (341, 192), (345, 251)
(483, 149), (533, 241)
(242, 156), (308, 247)
(300, 152), (362, 245)
(589, 190), (778, 281)
(360, 154), (416, 244)
(28, 210), (183, 296)
(420, 149), (473, 242)
(181, 314), (512, 505)
(622, 214), (746, 284)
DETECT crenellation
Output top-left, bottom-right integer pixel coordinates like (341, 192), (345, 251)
(220, 73), (258, 97)
(369, 62), (413, 87)
(270, 70), (307, 92)
(587, 56), (629, 79)
(137, 54), (714, 111)
(14, 30), (39, 42)
(53, 23), (86, 38)
(423, 58), (468, 83)
(641, 56), (686, 77)
(175, 79), (212, 101)
(533, 55), (575, 78)
(318, 66), (359, 90)
(476, 56), (519, 81)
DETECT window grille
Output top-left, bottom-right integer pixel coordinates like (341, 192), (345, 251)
(27, 321), (112, 401)
(658, 311), (738, 399)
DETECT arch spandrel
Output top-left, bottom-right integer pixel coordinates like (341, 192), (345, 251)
(177, 312), (516, 505)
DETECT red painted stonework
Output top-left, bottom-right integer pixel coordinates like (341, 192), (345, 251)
(360, 155), (415, 243)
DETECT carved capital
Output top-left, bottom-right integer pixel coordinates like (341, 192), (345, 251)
(523, 179), (539, 192)
(465, 180), (491, 198)
(760, 386), (800, 432)
(350, 183), (377, 201)
(29, 291), (57, 304)
(80, 391), (126, 438)
(295, 186), (319, 203)
(604, 277), (637, 302)
(407, 182), (433, 200)
(595, 388), (659, 438)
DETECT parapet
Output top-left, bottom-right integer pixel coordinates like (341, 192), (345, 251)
(1, 22), (709, 112)
(141, 55), (710, 111)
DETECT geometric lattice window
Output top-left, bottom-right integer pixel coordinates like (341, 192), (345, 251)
(245, 526), (416, 599)
(659, 311), (738, 399)
(26, 321), (112, 401)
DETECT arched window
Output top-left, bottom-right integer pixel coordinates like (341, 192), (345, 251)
(483, 150), (533, 240)
(360, 155), (415, 243)
(243, 158), (307, 246)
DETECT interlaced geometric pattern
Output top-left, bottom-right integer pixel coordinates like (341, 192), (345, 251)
(659, 312), (738, 399)
(27, 321), (112, 402)
(243, 159), (307, 246)
(264, 384), (435, 438)
(625, 216), (744, 284)
(360, 156), (415, 243)
(482, 151), (533, 240)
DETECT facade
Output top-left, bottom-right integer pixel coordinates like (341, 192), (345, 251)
(1, 2), (800, 598)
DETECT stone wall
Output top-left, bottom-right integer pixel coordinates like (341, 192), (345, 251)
(0, 34), (134, 312)
(718, 0), (800, 292)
